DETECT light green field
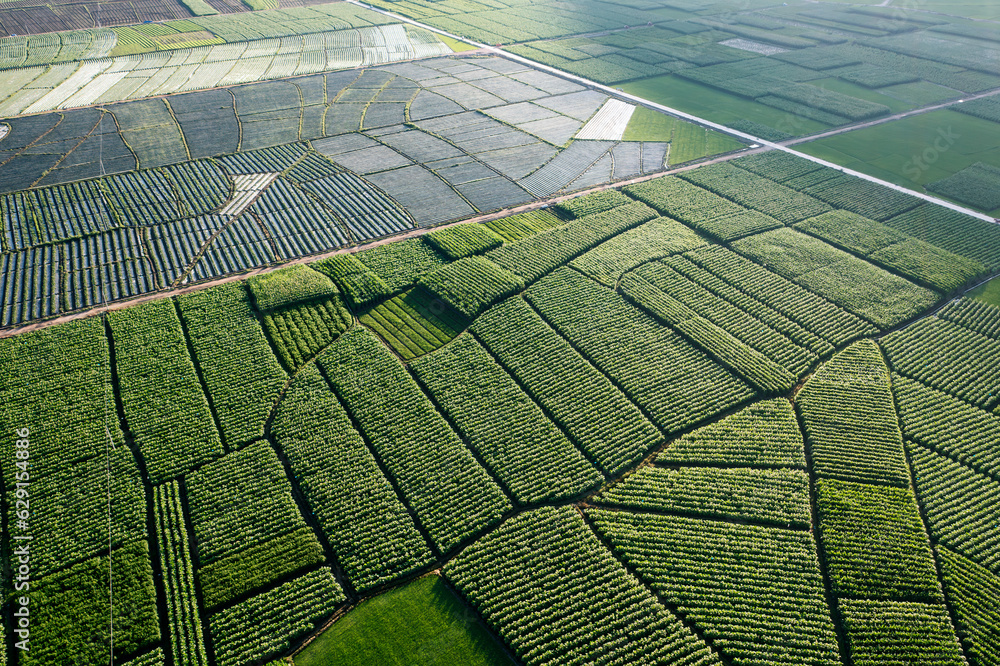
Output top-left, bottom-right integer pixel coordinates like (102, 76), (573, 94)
(621, 75), (830, 137)
(968, 276), (1000, 307)
(623, 106), (677, 142)
(439, 34), (479, 52)
(808, 78), (914, 115)
(906, 0), (1000, 20)
(797, 108), (1000, 215)
(294, 575), (515, 666)
(878, 81), (963, 107)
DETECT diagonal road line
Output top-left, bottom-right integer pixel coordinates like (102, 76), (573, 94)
(348, 0), (997, 224)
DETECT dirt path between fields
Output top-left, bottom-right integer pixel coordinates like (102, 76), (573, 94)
(0, 145), (760, 340)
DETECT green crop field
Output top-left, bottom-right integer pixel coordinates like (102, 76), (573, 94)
(798, 109), (1000, 215)
(968, 276), (1000, 307)
(295, 575), (514, 666)
(1, 0), (999, 664)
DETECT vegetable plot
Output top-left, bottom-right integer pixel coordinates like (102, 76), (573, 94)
(445, 506), (721, 666)
(108, 298), (221, 484)
(319, 328), (511, 553)
(412, 335), (601, 504)
(272, 366), (434, 591)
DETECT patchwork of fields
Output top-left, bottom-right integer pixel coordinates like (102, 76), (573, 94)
(0, 53), (740, 328)
(3, 141), (1000, 665)
(1, 0), (999, 664)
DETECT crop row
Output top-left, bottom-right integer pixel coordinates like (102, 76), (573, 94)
(445, 506), (720, 666)
(318, 327), (511, 553)
(678, 162), (832, 224)
(596, 466), (811, 528)
(658, 398), (806, 467)
(358, 287), (466, 361)
(199, 526), (325, 611)
(798, 172), (922, 222)
(797, 340), (911, 486)
(21, 448), (146, 581)
(553, 190), (633, 219)
(412, 334), (601, 504)
(481, 209), (564, 242)
(884, 204), (1000, 273)
(892, 374), (1000, 482)
(620, 272), (796, 394)
(185, 441), (314, 569)
(569, 216), (705, 287)
(685, 244), (876, 346)
(839, 599), (966, 666)
(472, 298), (660, 475)
(622, 175), (780, 242)
(426, 223), (504, 259)
(816, 477), (942, 602)
(352, 238), (448, 294)
(0, 316), (119, 484)
(883, 318), (1000, 411)
(658, 251), (831, 357)
(735, 151), (827, 184)
(24, 541), (159, 666)
(794, 210), (985, 293)
(907, 442), (1000, 575)
(417, 256), (525, 319)
(313, 253), (395, 308)
(486, 201), (657, 283)
(635, 257), (817, 375)
(153, 480), (209, 666)
(178, 283), (287, 448)
(589, 510), (841, 665)
(271, 365), (434, 591)
(937, 297), (1000, 340)
(209, 568), (345, 666)
(108, 298), (221, 484)
(927, 162), (1000, 212)
(526, 266), (756, 434)
(263, 295), (353, 370)
(937, 546), (1000, 665)
(732, 227), (939, 330)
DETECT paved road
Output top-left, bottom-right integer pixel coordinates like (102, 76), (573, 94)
(782, 86), (1000, 147)
(348, 0), (997, 224)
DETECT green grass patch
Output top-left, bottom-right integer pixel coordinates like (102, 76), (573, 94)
(878, 81), (959, 107)
(177, 0), (218, 16)
(622, 75), (829, 136)
(439, 34), (479, 52)
(669, 121), (745, 165)
(968, 275), (1000, 307)
(294, 575), (514, 666)
(622, 106), (676, 142)
(247, 264), (338, 312)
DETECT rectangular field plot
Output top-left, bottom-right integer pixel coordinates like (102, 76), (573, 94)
(526, 266), (755, 435)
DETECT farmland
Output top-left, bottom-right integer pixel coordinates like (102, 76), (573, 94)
(3, 139), (999, 665)
(1, 0), (1000, 664)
